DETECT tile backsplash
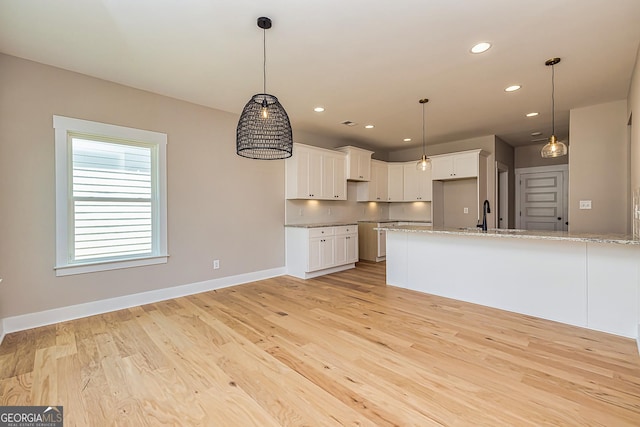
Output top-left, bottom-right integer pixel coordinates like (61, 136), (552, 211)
(284, 181), (432, 225)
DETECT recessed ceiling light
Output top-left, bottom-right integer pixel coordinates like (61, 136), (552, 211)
(365, 125), (374, 129)
(505, 85), (521, 92)
(470, 42), (491, 54)
(531, 131), (543, 136)
(403, 138), (412, 142)
(526, 112), (539, 117)
(314, 107), (325, 112)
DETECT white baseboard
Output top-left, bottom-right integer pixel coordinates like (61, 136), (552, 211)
(0, 266), (286, 345)
(637, 324), (640, 355)
(289, 263), (355, 280)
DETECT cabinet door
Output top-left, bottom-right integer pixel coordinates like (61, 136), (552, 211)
(387, 164), (404, 201)
(321, 236), (335, 269)
(374, 161), (388, 201)
(308, 150), (322, 198)
(332, 154), (347, 199)
(403, 163), (419, 201)
(403, 162), (431, 201)
(346, 234), (358, 263)
(357, 152), (371, 181)
(321, 154), (335, 200)
(431, 156), (454, 180)
(335, 235), (347, 265)
(308, 238), (322, 271)
(288, 147), (311, 199)
(452, 152), (478, 179)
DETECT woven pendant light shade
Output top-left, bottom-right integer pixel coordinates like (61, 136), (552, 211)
(236, 93), (293, 159)
(236, 17), (293, 160)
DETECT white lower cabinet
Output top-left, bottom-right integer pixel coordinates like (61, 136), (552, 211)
(335, 226), (358, 265)
(286, 225), (358, 279)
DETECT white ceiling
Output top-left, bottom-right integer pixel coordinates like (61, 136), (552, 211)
(1, 0), (640, 151)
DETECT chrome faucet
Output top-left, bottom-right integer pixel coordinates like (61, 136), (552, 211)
(478, 199), (491, 231)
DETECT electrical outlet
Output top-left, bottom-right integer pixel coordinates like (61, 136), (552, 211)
(463, 207), (469, 214)
(299, 208), (303, 216)
(328, 208), (332, 215)
(579, 200), (592, 210)
(213, 259), (220, 269)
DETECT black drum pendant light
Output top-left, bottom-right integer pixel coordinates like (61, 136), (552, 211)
(236, 17), (293, 160)
(541, 57), (568, 158)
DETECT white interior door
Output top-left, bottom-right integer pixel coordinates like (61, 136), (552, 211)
(519, 171), (567, 231)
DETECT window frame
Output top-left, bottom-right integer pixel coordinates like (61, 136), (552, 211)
(53, 115), (168, 276)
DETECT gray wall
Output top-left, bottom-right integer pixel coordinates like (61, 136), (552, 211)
(495, 137), (515, 228)
(0, 54), (285, 319)
(569, 100), (629, 234)
(514, 143), (569, 169)
(630, 44), (640, 236)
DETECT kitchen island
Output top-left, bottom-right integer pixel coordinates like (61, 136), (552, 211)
(378, 225), (640, 346)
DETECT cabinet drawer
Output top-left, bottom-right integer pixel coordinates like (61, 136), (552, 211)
(309, 227), (335, 238)
(335, 225), (357, 235)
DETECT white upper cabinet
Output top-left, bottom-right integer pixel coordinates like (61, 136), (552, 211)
(336, 146), (373, 181)
(431, 150), (481, 180)
(286, 143), (346, 200)
(356, 159), (388, 201)
(387, 163), (404, 202)
(402, 161), (432, 201)
(322, 152), (347, 199)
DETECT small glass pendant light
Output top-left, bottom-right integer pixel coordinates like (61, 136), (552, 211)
(416, 98), (430, 171)
(541, 57), (568, 158)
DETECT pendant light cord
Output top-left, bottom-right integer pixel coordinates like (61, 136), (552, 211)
(422, 101), (426, 155)
(551, 63), (555, 135)
(263, 26), (267, 95)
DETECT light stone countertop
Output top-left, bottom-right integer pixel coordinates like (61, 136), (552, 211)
(358, 219), (433, 224)
(285, 222), (358, 228)
(375, 224), (640, 245)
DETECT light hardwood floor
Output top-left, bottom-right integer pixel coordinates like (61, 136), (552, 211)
(1, 261), (640, 426)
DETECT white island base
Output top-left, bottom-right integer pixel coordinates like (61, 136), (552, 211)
(385, 228), (640, 349)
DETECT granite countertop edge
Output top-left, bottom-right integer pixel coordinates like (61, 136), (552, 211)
(285, 222), (358, 228)
(374, 225), (640, 245)
(358, 219), (433, 224)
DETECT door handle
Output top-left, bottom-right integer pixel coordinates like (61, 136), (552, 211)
(557, 217), (562, 220)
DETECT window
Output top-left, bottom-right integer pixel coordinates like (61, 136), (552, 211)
(54, 116), (168, 276)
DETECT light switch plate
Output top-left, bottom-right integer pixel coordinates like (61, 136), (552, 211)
(579, 200), (592, 210)
(463, 207), (469, 214)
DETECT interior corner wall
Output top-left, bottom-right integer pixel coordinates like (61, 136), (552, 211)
(569, 100), (629, 234)
(629, 44), (640, 218)
(0, 54), (285, 320)
(494, 137), (515, 228)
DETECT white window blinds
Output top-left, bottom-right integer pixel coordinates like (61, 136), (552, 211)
(70, 136), (154, 261)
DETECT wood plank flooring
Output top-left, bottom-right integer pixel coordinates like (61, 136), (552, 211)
(1, 261), (640, 426)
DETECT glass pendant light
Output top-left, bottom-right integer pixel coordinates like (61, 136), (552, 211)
(541, 57), (568, 158)
(416, 98), (430, 171)
(236, 17), (293, 160)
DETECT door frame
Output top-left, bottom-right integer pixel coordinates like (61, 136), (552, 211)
(495, 161), (509, 229)
(515, 164), (569, 230)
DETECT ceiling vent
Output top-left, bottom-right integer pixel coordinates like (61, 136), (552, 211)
(340, 120), (358, 127)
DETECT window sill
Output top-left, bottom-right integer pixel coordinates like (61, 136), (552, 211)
(55, 255), (169, 277)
